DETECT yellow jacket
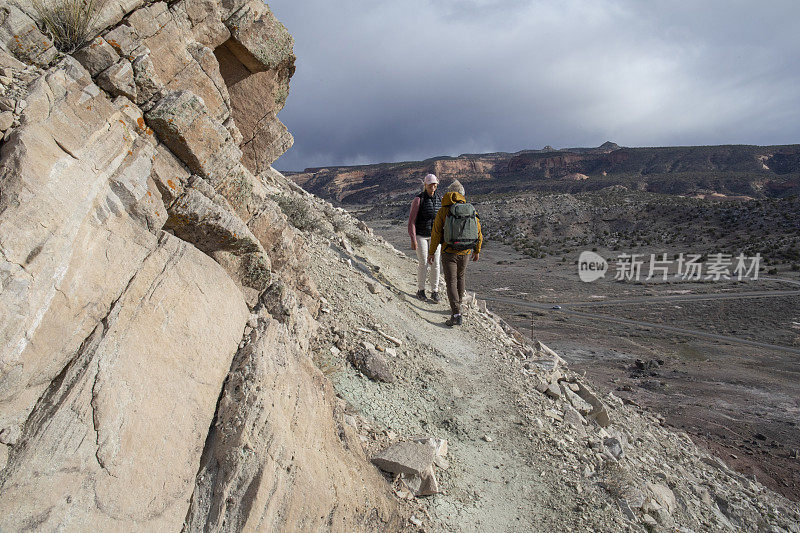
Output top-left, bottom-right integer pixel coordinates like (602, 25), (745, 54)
(428, 191), (483, 256)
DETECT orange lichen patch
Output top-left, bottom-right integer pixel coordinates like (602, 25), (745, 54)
(135, 117), (154, 135)
(167, 179), (176, 189)
(147, 191), (152, 197)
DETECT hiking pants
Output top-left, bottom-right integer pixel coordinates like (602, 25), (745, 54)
(441, 252), (468, 315)
(415, 236), (440, 292)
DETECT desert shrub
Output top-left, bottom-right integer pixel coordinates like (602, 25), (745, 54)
(272, 194), (315, 231)
(242, 253), (270, 288)
(331, 215), (348, 233)
(32, 0), (105, 54)
(346, 230), (367, 247)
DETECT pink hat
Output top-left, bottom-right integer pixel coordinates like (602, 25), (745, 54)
(423, 173), (439, 185)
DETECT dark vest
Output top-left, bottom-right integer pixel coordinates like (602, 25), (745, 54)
(415, 191), (440, 237)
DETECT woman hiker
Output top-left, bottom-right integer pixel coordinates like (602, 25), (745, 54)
(408, 173), (442, 302)
(427, 180), (483, 326)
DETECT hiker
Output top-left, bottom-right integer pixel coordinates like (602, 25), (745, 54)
(428, 180), (482, 326)
(408, 173), (442, 302)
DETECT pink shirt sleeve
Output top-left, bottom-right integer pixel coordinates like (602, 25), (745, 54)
(408, 197), (420, 243)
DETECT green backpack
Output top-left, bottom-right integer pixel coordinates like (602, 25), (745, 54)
(444, 202), (479, 251)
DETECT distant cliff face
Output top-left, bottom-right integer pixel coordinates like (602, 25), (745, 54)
(0, 1), (400, 530)
(290, 144), (800, 203)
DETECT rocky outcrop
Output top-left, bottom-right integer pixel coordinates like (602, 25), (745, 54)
(184, 291), (400, 531)
(0, 233), (248, 530)
(1, 56), (164, 436)
(0, 1), (401, 530)
(215, 0), (295, 175)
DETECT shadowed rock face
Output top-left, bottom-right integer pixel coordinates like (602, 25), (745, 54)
(0, 1), (401, 530)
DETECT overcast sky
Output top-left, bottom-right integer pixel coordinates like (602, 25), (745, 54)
(267, 0), (800, 171)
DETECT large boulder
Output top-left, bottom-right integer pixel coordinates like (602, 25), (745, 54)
(145, 89), (241, 184)
(214, 0), (295, 173)
(223, 0), (294, 73)
(165, 176), (272, 303)
(123, 2), (231, 121)
(184, 301), (402, 531)
(0, 234), (248, 530)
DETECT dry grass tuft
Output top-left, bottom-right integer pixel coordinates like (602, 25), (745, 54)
(31, 0), (105, 54)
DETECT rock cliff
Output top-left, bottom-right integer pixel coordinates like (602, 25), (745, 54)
(0, 1), (400, 530)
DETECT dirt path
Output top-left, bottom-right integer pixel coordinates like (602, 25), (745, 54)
(300, 210), (800, 531)
(307, 233), (627, 531)
(327, 264), (551, 529)
(400, 294), (548, 531)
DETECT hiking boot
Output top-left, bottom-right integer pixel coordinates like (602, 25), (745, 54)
(446, 314), (462, 327)
(430, 291), (440, 303)
(416, 290), (427, 301)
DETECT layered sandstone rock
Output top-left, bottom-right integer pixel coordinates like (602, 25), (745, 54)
(0, 2), (57, 66)
(0, 233), (249, 530)
(0, 1), (400, 530)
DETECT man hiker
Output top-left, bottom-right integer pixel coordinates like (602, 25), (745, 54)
(408, 173), (442, 302)
(427, 180), (483, 326)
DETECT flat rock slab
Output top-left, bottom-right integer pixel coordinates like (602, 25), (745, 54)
(372, 441), (436, 476)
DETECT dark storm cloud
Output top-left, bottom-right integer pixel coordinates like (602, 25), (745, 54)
(267, 0), (800, 171)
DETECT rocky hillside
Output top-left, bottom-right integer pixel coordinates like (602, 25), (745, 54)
(1, 1), (799, 531)
(289, 143), (800, 203)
